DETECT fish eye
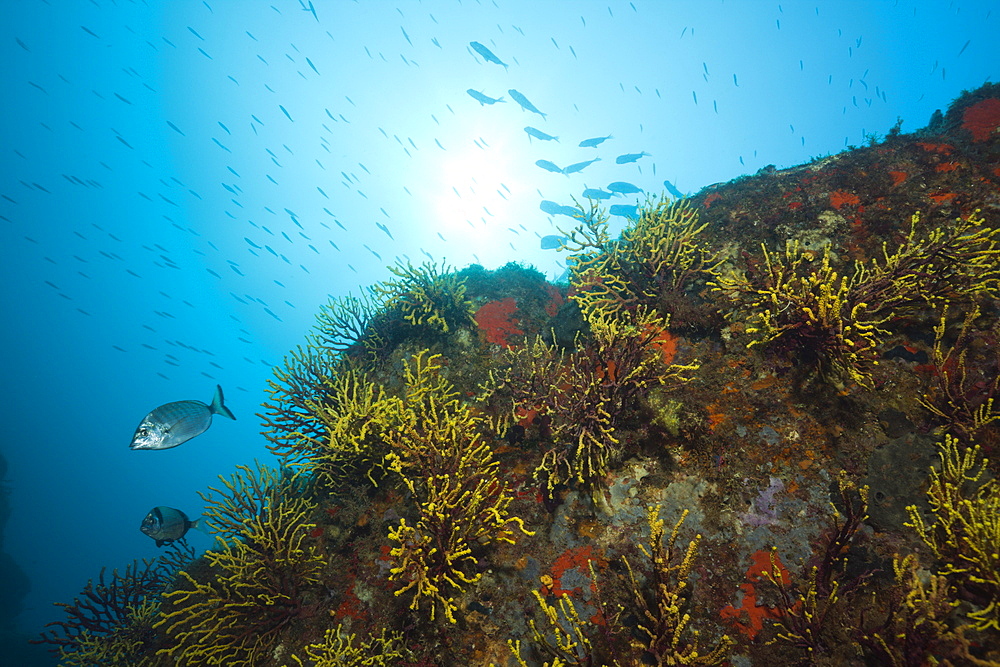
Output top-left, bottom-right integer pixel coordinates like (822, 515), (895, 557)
(138, 428), (148, 437)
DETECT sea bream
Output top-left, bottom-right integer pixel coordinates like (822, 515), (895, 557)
(140, 506), (202, 546)
(130, 384), (236, 450)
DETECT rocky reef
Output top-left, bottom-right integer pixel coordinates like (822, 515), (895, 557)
(38, 84), (1000, 666)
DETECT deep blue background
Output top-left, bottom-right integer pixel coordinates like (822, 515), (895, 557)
(1, 0), (996, 643)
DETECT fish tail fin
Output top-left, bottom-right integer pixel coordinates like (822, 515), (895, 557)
(190, 517), (212, 536)
(210, 384), (237, 420)
(498, 96), (506, 103)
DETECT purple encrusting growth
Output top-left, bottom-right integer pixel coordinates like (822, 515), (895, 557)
(743, 476), (784, 527)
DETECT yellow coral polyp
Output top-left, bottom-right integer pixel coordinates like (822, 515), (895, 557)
(513, 506), (730, 665)
(624, 507), (733, 665)
(384, 350), (533, 623)
(56, 598), (160, 667)
(713, 210), (1000, 388)
(532, 301), (697, 492)
(524, 589), (594, 664)
(156, 496), (324, 666)
(905, 435), (1000, 631)
(310, 368), (404, 485)
(373, 259), (474, 334)
(286, 626), (410, 666)
(919, 303), (1000, 438)
(559, 196), (723, 312)
(484, 295), (698, 496)
(265, 358), (408, 488)
(622, 196), (726, 292)
(863, 553), (964, 666)
(200, 460), (313, 539)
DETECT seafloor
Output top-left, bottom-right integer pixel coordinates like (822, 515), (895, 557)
(37, 84), (1000, 666)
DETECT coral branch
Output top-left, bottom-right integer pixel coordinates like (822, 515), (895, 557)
(905, 435), (1000, 631)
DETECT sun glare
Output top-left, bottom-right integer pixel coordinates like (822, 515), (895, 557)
(432, 141), (517, 241)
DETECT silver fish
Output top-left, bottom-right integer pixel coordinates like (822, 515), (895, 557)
(140, 506), (200, 546)
(130, 384), (236, 450)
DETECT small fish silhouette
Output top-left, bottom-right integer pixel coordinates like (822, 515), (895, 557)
(508, 89), (546, 118)
(607, 181), (643, 195)
(535, 159), (564, 174)
(615, 151), (651, 164)
(524, 126), (558, 142)
(579, 134), (613, 148)
(540, 235), (568, 249)
(467, 89), (505, 105)
(539, 200), (578, 217)
(470, 41), (508, 69)
(609, 204), (640, 218)
(562, 157), (601, 174)
(582, 188), (614, 200)
(663, 180), (684, 199)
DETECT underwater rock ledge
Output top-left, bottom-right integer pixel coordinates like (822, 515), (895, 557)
(40, 83), (1000, 666)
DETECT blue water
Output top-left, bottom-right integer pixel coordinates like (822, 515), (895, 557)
(0, 0), (995, 653)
